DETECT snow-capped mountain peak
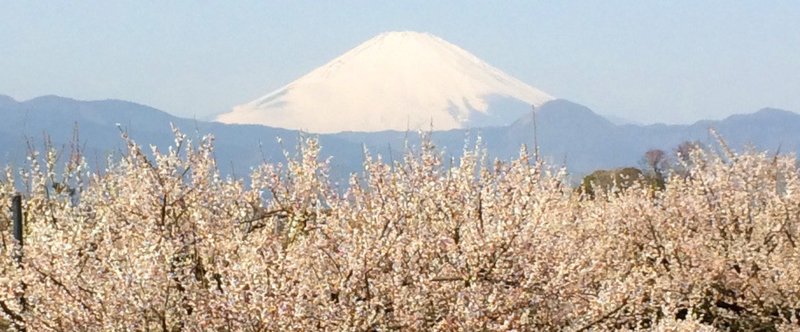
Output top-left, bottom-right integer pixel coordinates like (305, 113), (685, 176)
(217, 31), (553, 133)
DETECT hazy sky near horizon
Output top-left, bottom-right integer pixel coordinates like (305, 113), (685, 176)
(1, 1), (799, 124)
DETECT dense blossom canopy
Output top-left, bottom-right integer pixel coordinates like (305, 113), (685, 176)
(1, 128), (799, 331)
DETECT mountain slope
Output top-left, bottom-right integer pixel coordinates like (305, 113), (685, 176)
(0, 95), (364, 178)
(216, 31), (553, 133)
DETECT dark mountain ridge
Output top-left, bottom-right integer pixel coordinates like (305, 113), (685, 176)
(1, 94), (797, 182)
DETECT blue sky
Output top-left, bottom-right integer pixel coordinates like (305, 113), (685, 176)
(1, 1), (798, 124)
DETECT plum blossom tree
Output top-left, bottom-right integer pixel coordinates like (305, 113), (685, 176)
(0, 128), (798, 331)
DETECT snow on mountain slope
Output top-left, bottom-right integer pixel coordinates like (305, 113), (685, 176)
(217, 31), (554, 133)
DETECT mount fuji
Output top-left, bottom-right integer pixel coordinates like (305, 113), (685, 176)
(216, 31), (553, 133)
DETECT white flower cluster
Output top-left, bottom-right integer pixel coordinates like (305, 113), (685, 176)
(0, 129), (798, 331)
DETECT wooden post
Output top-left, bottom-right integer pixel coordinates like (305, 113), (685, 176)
(12, 194), (23, 261)
(11, 193), (27, 330)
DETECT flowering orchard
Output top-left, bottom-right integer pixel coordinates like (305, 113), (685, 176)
(1, 128), (799, 331)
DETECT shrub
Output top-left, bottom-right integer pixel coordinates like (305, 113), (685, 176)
(578, 167), (664, 199)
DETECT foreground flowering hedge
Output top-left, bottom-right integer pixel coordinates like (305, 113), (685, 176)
(1, 128), (799, 331)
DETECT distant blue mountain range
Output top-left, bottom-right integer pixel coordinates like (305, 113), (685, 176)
(1, 95), (798, 183)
